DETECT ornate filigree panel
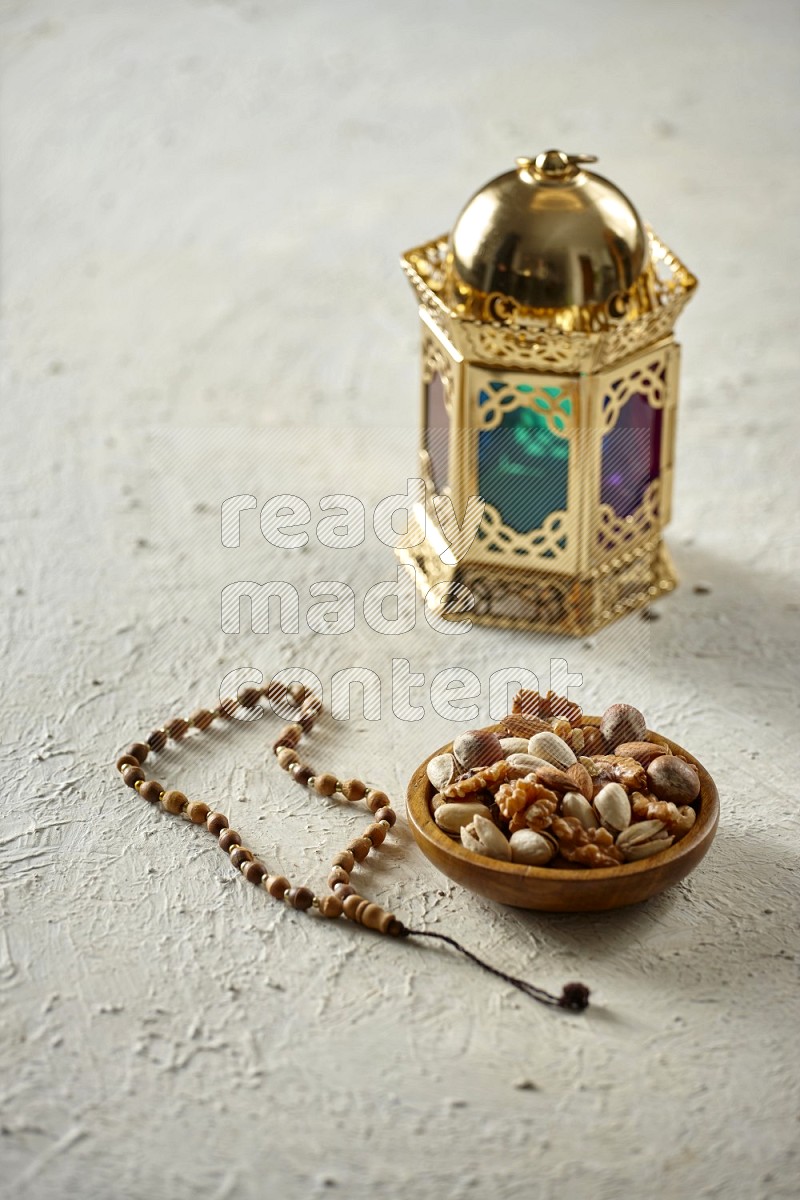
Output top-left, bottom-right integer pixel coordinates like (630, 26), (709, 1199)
(418, 317), (462, 506)
(401, 229), (696, 373)
(474, 379), (575, 436)
(458, 564), (582, 633)
(596, 479), (661, 557)
(421, 330), (456, 412)
(398, 533), (677, 636)
(474, 503), (569, 560)
(601, 353), (668, 434)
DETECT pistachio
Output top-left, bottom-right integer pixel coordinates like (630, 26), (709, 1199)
(617, 820), (674, 861)
(499, 737), (530, 756)
(434, 801), (492, 835)
(561, 791), (598, 830)
(647, 754), (701, 804)
(623, 836), (675, 861)
(600, 703), (647, 749)
(505, 753), (552, 779)
(593, 782), (631, 832)
(616, 818), (667, 848)
(452, 729), (505, 771)
(460, 814), (512, 861)
(528, 731), (577, 769)
(426, 752), (457, 793)
(509, 829), (557, 866)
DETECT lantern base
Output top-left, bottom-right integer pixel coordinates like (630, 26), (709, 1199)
(398, 536), (677, 637)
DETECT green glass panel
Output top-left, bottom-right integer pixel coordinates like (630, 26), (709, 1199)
(478, 400), (569, 537)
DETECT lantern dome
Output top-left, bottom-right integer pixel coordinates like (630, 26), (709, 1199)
(449, 150), (649, 314)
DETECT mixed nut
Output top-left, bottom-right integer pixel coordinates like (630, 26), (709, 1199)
(427, 691), (701, 870)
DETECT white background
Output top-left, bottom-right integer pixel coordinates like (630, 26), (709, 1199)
(2, 2), (799, 1197)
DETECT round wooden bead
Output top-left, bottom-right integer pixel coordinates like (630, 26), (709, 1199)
(298, 712), (315, 733)
(288, 683), (306, 705)
(219, 829), (241, 853)
(333, 881), (355, 899)
(266, 874), (290, 899)
(165, 717), (189, 740)
(318, 895), (343, 919)
(147, 729), (167, 752)
(291, 764), (313, 787)
(349, 836), (372, 863)
(367, 789), (389, 814)
(206, 811), (229, 835)
(189, 709), (214, 730)
(286, 886), (314, 911)
(161, 789), (187, 814)
(230, 847), (254, 869)
(332, 850), (355, 872)
(242, 860), (267, 885)
(122, 765), (146, 789)
(273, 723), (302, 751)
(127, 742), (150, 764)
(327, 867), (350, 888)
(340, 778), (366, 802)
(217, 697), (238, 719)
(364, 822), (387, 847)
(374, 807), (396, 827)
(238, 686), (261, 709)
(301, 694), (323, 718)
(313, 773), (338, 798)
(186, 801), (210, 825)
(116, 754), (140, 772)
(139, 780), (163, 803)
(265, 680), (287, 705)
(276, 747), (299, 770)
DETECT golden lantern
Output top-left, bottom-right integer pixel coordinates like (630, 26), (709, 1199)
(398, 149), (697, 635)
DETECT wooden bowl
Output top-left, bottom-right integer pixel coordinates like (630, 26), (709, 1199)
(406, 721), (719, 912)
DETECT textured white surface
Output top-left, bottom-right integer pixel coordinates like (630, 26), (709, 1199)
(2, 1), (799, 1197)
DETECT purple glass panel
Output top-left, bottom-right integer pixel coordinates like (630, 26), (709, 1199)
(600, 391), (662, 518)
(425, 372), (449, 494)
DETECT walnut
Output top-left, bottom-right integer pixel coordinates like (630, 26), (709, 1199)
(580, 725), (606, 755)
(550, 716), (573, 741)
(551, 815), (624, 868)
(443, 758), (511, 799)
(592, 755), (648, 792)
(509, 793), (559, 834)
(496, 778), (552, 818)
(630, 792), (697, 836)
(569, 727), (585, 754)
(512, 689), (583, 726)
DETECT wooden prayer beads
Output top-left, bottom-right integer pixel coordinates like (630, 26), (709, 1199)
(114, 680), (405, 936)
